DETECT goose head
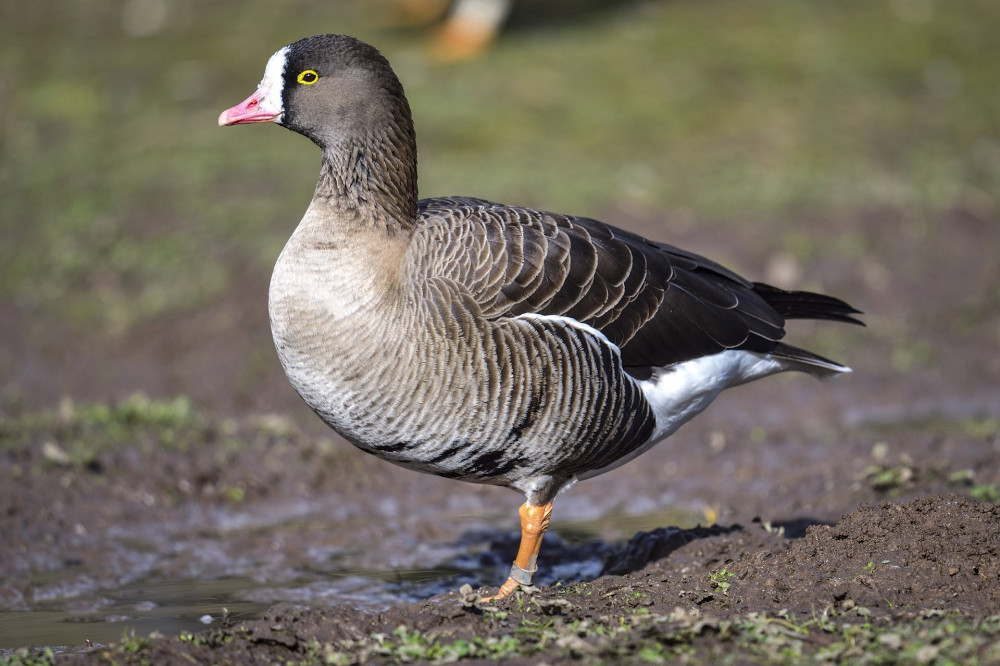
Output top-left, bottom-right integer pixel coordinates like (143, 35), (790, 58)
(219, 34), (419, 224)
(218, 34), (413, 153)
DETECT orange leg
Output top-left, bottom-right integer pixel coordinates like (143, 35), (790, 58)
(481, 501), (553, 602)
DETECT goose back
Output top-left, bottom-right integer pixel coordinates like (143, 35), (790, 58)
(408, 196), (855, 374)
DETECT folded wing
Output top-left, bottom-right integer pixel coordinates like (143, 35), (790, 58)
(415, 196), (862, 372)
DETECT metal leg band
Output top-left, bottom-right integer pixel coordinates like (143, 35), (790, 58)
(509, 563), (536, 586)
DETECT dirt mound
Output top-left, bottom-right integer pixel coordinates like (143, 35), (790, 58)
(728, 494), (1000, 617)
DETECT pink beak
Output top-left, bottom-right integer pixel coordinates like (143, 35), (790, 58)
(218, 89), (281, 126)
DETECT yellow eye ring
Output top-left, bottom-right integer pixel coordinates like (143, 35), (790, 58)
(297, 70), (319, 85)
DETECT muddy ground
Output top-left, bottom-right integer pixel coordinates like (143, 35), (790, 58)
(2, 200), (1000, 664)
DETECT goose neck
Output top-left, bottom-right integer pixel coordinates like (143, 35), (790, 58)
(314, 128), (418, 233)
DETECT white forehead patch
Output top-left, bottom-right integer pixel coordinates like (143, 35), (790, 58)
(257, 45), (289, 123)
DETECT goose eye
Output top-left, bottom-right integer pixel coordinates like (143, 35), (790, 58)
(297, 70), (319, 85)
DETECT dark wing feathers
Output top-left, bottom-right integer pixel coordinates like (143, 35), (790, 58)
(750, 282), (864, 326)
(416, 196), (862, 370)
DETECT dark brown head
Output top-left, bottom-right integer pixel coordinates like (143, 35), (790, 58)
(219, 35), (419, 223)
(219, 34), (413, 152)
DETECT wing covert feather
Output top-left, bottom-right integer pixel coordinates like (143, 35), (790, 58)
(414, 197), (812, 370)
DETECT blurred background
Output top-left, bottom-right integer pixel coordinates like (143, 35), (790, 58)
(1, 0), (998, 419)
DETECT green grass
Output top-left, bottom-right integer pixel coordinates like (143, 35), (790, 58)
(0, 394), (199, 461)
(2, 0), (998, 337)
(416, 0), (1000, 220)
(56, 603), (1000, 666)
(318, 608), (1000, 665)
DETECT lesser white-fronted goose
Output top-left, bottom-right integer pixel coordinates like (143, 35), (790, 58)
(219, 34), (862, 601)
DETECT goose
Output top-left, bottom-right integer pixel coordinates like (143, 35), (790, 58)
(218, 34), (863, 601)
(394, 0), (512, 61)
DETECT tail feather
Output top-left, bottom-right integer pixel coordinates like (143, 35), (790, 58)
(753, 282), (865, 326)
(769, 342), (852, 380)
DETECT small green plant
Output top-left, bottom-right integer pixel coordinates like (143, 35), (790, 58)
(709, 568), (734, 595)
(861, 462), (916, 492)
(946, 470), (999, 503)
(223, 485), (246, 503)
(115, 629), (151, 654)
(363, 625), (524, 663)
(969, 484), (1000, 503)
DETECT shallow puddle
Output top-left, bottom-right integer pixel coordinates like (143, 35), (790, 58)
(0, 501), (701, 651)
(0, 578), (268, 650)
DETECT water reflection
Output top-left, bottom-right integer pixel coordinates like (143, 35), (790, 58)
(0, 502), (701, 651)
